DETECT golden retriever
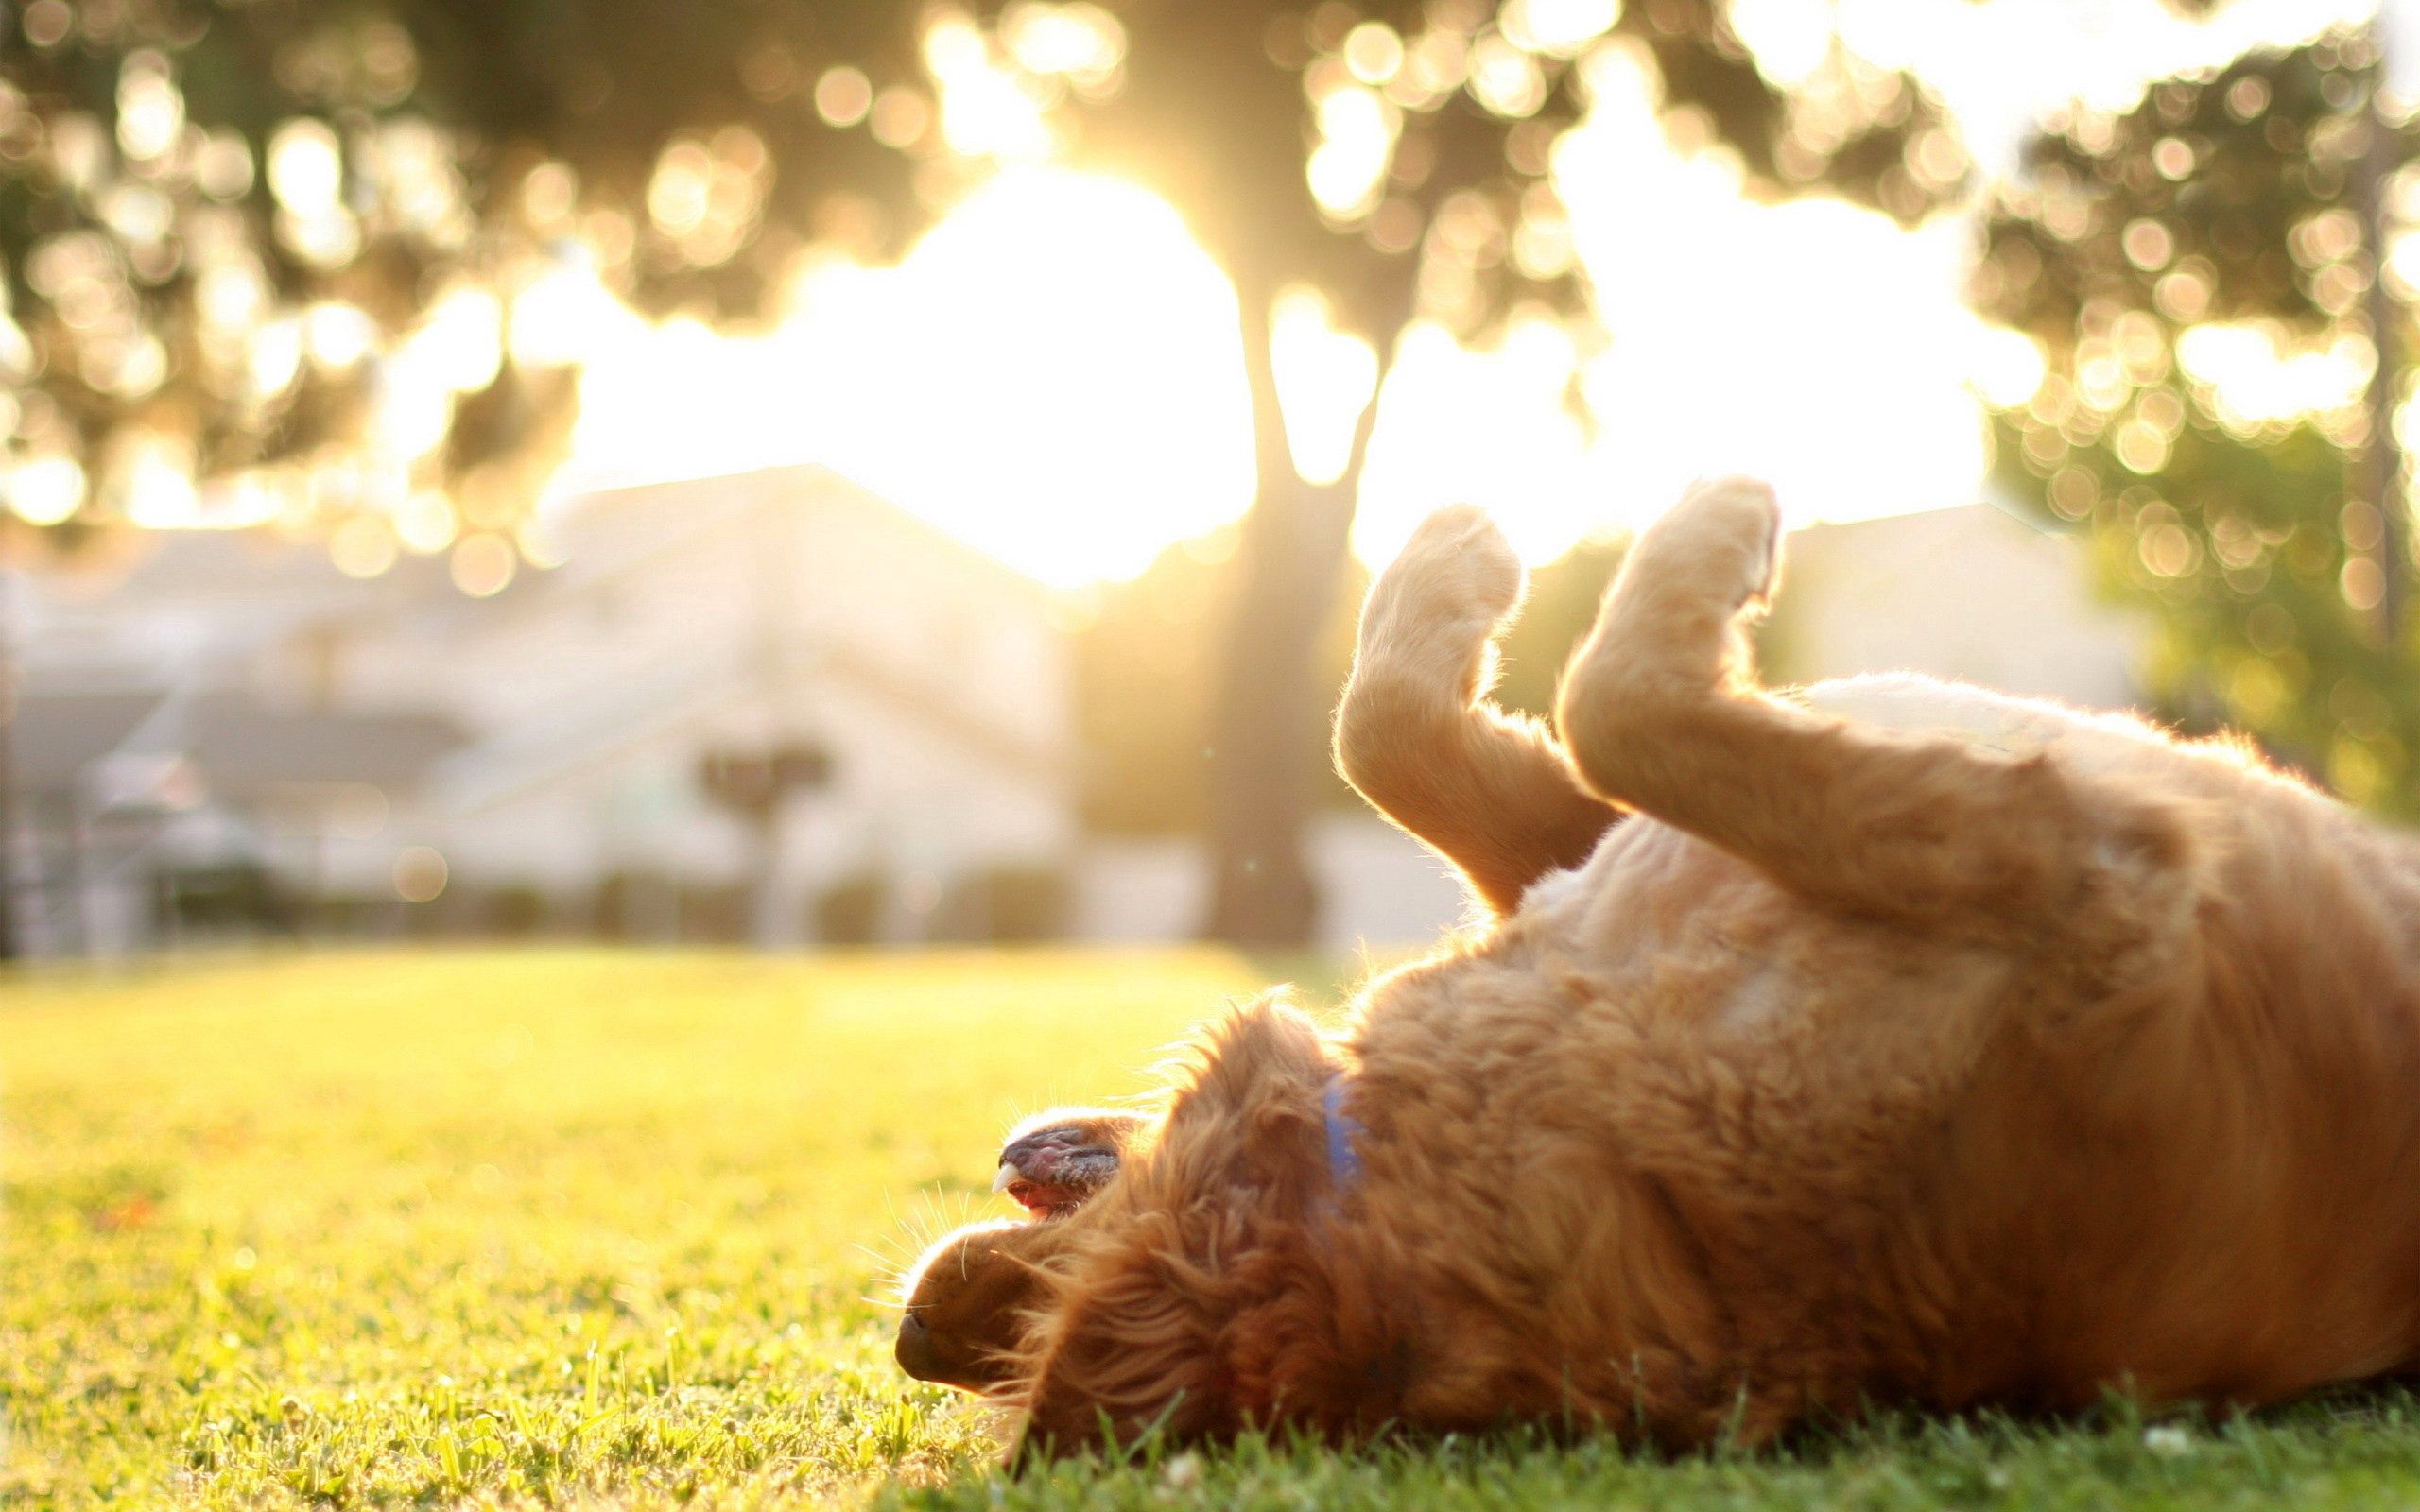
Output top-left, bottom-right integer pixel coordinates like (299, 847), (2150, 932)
(901, 478), (2420, 1458)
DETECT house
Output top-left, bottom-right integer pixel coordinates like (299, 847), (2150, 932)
(335, 466), (1077, 944)
(16, 466), (1078, 951)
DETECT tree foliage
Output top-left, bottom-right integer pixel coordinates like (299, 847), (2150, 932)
(1974, 30), (2420, 814)
(0, 0), (1977, 549)
(0, 1), (938, 554)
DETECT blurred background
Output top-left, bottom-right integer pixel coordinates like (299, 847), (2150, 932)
(3, 0), (2413, 960)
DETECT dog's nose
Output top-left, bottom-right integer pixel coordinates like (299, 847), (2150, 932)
(896, 1313), (943, 1381)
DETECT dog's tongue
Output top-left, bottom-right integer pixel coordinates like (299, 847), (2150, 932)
(993, 1165), (1081, 1217)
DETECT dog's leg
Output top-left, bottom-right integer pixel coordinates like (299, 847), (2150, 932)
(1337, 507), (1622, 916)
(1555, 479), (2191, 946)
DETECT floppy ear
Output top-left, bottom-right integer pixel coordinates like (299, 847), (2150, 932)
(1151, 993), (1336, 1206)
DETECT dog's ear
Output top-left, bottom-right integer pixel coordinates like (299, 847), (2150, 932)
(1173, 993), (1331, 1113)
(1151, 993), (1336, 1207)
(1004, 996), (1339, 1463)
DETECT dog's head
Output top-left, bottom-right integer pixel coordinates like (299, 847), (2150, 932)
(895, 1107), (1150, 1389)
(896, 1215), (1081, 1391)
(1007, 993), (1368, 1459)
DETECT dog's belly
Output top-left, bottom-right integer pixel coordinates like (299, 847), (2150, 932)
(1516, 672), (2197, 1058)
(1795, 672), (2160, 775)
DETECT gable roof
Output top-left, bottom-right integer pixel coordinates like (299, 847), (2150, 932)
(13, 692), (161, 795)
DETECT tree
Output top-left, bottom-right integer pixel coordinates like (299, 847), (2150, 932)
(1072, 526), (1360, 840)
(1974, 30), (2420, 815)
(2, 0), (1968, 952)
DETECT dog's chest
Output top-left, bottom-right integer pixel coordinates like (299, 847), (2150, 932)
(1797, 673), (2156, 778)
(1516, 800), (2017, 1074)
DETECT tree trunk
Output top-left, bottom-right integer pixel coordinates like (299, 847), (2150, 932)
(0, 557), (21, 962)
(1201, 277), (1387, 945)
(2362, 29), (2408, 643)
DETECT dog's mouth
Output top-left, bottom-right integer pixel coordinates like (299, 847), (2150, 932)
(993, 1168), (1083, 1216)
(994, 1125), (1121, 1217)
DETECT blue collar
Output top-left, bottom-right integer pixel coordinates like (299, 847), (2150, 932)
(1322, 1074), (1364, 1193)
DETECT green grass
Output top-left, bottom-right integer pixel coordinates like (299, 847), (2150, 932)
(12, 949), (2420, 1509)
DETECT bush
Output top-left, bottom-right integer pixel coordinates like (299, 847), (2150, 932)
(934, 863), (1068, 943)
(813, 870), (888, 945)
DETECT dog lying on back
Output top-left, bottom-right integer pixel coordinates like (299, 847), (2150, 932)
(897, 481), (2420, 1458)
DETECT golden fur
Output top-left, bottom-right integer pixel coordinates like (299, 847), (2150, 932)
(944, 480), (2420, 1456)
(896, 1216), (1074, 1392)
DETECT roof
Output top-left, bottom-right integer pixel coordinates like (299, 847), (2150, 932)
(9, 688), (469, 800)
(12, 692), (161, 794)
(544, 463), (1054, 607)
(14, 465), (1061, 812)
(183, 694), (470, 798)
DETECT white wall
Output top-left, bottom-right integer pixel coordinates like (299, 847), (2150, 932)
(1775, 504), (2143, 712)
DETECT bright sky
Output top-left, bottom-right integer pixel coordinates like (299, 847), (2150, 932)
(555, 0), (2394, 589)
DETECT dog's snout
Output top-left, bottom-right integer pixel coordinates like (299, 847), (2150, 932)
(895, 1313), (943, 1382)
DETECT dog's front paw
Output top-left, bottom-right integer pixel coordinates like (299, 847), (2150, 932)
(1641, 477), (1782, 613)
(994, 1108), (1141, 1217)
(1558, 479), (1785, 745)
(1370, 506), (1526, 638)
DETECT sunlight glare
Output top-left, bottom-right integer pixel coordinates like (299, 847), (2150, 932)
(551, 0), (2389, 592)
(928, 13), (1055, 159)
(508, 251), (614, 368)
(1728, 0), (1834, 87)
(1307, 83), (1395, 216)
(1355, 318), (1597, 568)
(1002, 3), (1126, 83)
(9, 454), (87, 525)
(2175, 323), (2375, 427)
(1270, 287), (1380, 486)
(1972, 326), (2047, 409)
(567, 168), (1255, 587)
(1501, 0), (1621, 58)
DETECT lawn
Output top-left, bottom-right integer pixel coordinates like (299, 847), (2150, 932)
(13, 949), (2420, 1510)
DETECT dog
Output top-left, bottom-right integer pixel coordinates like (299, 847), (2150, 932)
(897, 479), (2420, 1459)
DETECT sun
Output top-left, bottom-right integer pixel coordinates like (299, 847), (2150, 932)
(809, 170), (1261, 587)
(566, 167), (1262, 589)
